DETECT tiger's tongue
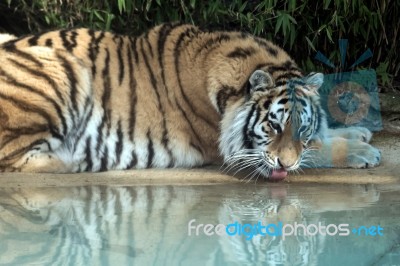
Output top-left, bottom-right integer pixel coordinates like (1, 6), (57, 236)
(270, 168), (288, 180)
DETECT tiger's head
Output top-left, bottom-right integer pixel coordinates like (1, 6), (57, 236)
(220, 69), (327, 180)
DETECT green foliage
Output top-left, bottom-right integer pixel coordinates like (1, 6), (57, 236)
(0, 0), (398, 87)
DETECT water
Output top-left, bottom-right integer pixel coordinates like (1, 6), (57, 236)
(0, 183), (399, 265)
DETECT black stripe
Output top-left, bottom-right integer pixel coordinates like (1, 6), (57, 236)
(28, 34), (40, 46)
(157, 23), (179, 102)
(116, 36), (125, 86)
(267, 47), (278, 57)
(254, 38), (278, 57)
(56, 52), (79, 115)
(85, 137), (93, 171)
(298, 98), (307, 107)
(95, 48), (111, 152)
(87, 29), (105, 76)
(263, 100), (271, 109)
(45, 38), (53, 47)
(243, 105), (256, 149)
(143, 31), (154, 58)
(227, 47), (256, 59)
(253, 63), (270, 71)
(162, 123), (174, 167)
(127, 152), (138, 169)
(278, 89), (288, 97)
(67, 105), (76, 130)
(275, 72), (303, 82)
(100, 146), (108, 171)
(146, 130), (154, 168)
(0, 124), (48, 150)
(140, 38), (161, 108)
(60, 29), (78, 52)
(0, 139), (48, 162)
(216, 85), (244, 114)
(129, 36), (139, 64)
(105, 108), (113, 143)
(1, 124), (48, 136)
(249, 130), (263, 140)
(115, 120), (123, 166)
(127, 42), (137, 141)
(252, 106), (262, 128)
(278, 98), (289, 105)
(315, 106), (322, 134)
(72, 103), (94, 153)
(194, 32), (231, 58)
(275, 80), (286, 86)
(268, 60), (300, 75)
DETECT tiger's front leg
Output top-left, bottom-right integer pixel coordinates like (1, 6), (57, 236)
(306, 136), (381, 169)
(327, 126), (373, 143)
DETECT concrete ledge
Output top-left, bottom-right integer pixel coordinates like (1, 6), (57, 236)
(0, 132), (398, 187)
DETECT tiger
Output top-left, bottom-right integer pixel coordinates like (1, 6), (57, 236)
(0, 23), (381, 179)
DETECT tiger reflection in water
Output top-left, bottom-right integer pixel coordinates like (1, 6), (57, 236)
(0, 184), (379, 265)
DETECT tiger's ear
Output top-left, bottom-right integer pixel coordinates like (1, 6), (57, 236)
(248, 70), (275, 94)
(303, 72), (324, 94)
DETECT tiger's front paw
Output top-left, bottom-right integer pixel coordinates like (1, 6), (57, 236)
(347, 127), (373, 142)
(347, 141), (381, 168)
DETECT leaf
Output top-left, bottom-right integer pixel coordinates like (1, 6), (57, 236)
(326, 26), (333, 42)
(288, 0), (296, 12)
(282, 14), (289, 36)
(105, 13), (115, 30)
(317, 24), (326, 34)
(190, 0), (196, 9)
(45, 15), (51, 25)
(324, 0), (332, 9)
(305, 36), (316, 51)
(289, 24), (296, 48)
(145, 0), (153, 12)
(117, 0), (126, 14)
(239, 1), (247, 12)
(275, 12), (283, 35)
(93, 10), (104, 22)
(287, 13), (297, 24)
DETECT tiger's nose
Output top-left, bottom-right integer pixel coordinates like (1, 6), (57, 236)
(277, 158), (295, 169)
